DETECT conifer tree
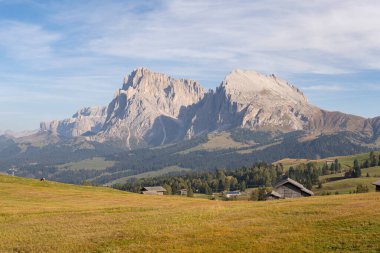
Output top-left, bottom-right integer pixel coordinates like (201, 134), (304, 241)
(353, 159), (361, 178)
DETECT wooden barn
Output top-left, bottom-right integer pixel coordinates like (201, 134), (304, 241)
(373, 181), (380, 192)
(268, 178), (314, 200)
(141, 186), (167, 195)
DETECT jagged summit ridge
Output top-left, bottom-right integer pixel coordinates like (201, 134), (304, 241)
(40, 106), (107, 137)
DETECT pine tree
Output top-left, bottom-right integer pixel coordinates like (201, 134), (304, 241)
(240, 181), (247, 192)
(204, 183), (212, 195)
(352, 159), (361, 178)
(334, 159), (341, 173)
(322, 163), (329, 175)
(330, 163), (336, 173)
(288, 166), (295, 179)
(370, 152), (377, 167)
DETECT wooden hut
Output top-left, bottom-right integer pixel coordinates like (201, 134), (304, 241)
(267, 178), (314, 200)
(179, 189), (188, 196)
(141, 186), (167, 195)
(373, 181), (380, 192)
(224, 191), (241, 198)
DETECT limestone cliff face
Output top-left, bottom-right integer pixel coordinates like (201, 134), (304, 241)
(185, 70), (316, 137)
(40, 106), (107, 137)
(96, 67), (205, 147)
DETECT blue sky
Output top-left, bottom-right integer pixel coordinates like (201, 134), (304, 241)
(1, 0), (380, 131)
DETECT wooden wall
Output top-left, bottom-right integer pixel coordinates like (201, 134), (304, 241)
(275, 183), (306, 199)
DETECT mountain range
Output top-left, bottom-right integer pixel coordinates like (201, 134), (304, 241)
(1, 67), (379, 184)
(39, 67), (380, 147)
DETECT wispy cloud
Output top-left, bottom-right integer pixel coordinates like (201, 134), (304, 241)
(45, 0), (380, 75)
(0, 20), (60, 61)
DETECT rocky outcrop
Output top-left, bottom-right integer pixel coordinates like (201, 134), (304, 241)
(96, 67), (205, 147)
(0, 129), (38, 138)
(185, 70), (316, 137)
(40, 106), (107, 137)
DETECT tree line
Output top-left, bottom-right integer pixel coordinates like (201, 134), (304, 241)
(113, 161), (325, 195)
(345, 152), (380, 178)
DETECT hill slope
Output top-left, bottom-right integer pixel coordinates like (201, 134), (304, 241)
(0, 174), (379, 252)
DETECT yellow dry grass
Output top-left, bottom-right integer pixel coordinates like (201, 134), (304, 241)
(0, 174), (380, 253)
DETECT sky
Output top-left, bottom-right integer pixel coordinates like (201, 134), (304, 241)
(1, 0), (380, 131)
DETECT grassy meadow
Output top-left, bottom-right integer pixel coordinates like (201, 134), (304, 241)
(0, 174), (380, 252)
(276, 151), (380, 171)
(57, 157), (116, 171)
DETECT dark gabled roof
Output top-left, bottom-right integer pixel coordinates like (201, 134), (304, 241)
(373, 181), (380, 186)
(275, 178), (314, 196)
(141, 186), (167, 192)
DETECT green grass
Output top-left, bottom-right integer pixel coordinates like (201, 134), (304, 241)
(276, 151), (380, 171)
(314, 177), (378, 194)
(105, 166), (192, 185)
(1, 174), (380, 252)
(362, 166), (380, 177)
(179, 132), (250, 154)
(57, 157), (116, 170)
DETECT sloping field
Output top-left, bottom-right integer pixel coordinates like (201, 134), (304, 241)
(314, 177), (378, 194)
(276, 151), (380, 170)
(0, 174), (379, 253)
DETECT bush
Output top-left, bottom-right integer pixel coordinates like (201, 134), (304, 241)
(356, 184), (369, 193)
(250, 187), (271, 201)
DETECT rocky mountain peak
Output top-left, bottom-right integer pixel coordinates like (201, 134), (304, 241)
(221, 69), (308, 105)
(98, 68), (206, 147)
(122, 67), (151, 90)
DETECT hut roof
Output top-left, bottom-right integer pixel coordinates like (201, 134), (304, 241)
(269, 190), (282, 198)
(275, 178), (314, 196)
(141, 186), (167, 192)
(225, 191), (241, 195)
(373, 181), (380, 186)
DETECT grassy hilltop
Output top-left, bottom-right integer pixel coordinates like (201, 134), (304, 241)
(0, 174), (380, 252)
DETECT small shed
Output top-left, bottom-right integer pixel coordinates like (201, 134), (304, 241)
(178, 189), (188, 196)
(269, 178), (314, 199)
(224, 191), (241, 198)
(141, 186), (167, 195)
(373, 181), (380, 192)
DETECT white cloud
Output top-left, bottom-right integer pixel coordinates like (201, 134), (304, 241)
(0, 21), (60, 61)
(46, 0), (380, 75)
